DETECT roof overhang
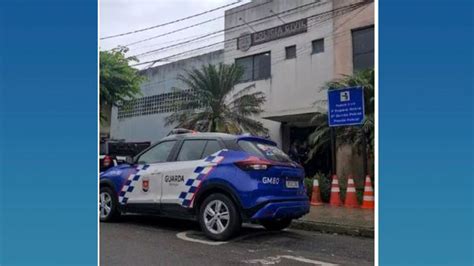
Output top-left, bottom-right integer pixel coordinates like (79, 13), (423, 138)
(262, 110), (324, 127)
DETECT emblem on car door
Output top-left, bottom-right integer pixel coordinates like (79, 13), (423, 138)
(142, 178), (150, 192)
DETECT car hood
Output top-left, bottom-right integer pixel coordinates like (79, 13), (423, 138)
(100, 163), (133, 178)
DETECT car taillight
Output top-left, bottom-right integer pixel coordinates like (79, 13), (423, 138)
(235, 156), (272, 171)
(103, 156), (112, 167)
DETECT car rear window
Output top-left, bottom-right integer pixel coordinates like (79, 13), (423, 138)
(238, 140), (292, 163)
(177, 140), (208, 161)
(176, 140), (223, 161)
(201, 140), (222, 158)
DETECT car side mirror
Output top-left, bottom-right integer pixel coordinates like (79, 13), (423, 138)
(125, 156), (134, 165)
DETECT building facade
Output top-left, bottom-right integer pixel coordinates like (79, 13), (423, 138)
(109, 0), (374, 177)
(224, 0), (338, 151)
(332, 0), (374, 178)
(110, 50), (223, 142)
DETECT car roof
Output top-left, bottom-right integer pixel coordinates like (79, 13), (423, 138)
(161, 132), (237, 141)
(161, 132), (276, 145)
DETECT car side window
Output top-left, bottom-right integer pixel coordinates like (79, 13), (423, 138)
(201, 140), (222, 158)
(176, 140), (207, 161)
(137, 140), (176, 164)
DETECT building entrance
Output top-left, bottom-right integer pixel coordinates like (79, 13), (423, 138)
(288, 126), (331, 178)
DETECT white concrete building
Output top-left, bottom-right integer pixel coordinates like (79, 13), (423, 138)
(110, 50), (223, 142)
(223, 0), (338, 151)
(109, 0), (374, 176)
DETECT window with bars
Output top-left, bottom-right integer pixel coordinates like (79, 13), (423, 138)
(235, 52), (271, 83)
(285, 45), (297, 59)
(352, 25), (374, 72)
(117, 90), (194, 119)
(311, 38), (324, 54)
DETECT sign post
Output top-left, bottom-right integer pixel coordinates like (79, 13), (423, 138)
(327, 86), (365, 175)
(328, 86), (365, 127)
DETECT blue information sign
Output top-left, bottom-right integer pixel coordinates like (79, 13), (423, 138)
(328, 86), (365, 127)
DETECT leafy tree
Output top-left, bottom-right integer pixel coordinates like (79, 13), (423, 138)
(308, 68), (374, 160)
(165, 63), (268, 135)
(100, 47), (144, 122)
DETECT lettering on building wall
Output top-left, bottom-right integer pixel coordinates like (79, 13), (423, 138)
(237, 18), (308, 51)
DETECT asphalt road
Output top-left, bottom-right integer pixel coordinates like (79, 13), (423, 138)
(100, 215), (374, 266)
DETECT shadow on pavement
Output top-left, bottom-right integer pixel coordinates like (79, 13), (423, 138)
(117, 214), (201, 231)
(113, 214), (301, 242)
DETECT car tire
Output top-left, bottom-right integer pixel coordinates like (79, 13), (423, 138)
(199, 193), (241, 241)
(260, 218), (292, 231)
(100, 187), (120, 222)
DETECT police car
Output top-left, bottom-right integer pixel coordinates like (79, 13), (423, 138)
(99, 132), (310, 240)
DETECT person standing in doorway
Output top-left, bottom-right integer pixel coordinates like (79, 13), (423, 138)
(289, 140), (301, 163)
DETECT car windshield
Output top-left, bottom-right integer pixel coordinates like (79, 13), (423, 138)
(99, 142), (107, 155)
(238, 140), (292, 163)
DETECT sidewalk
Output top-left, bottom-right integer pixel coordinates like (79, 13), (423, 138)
(291, 205), (374, 238)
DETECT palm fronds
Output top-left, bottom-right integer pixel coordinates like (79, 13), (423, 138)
(165, 63), (268, 135)
(308, 68), (375, 160)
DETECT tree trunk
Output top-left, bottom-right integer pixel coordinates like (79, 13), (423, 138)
(210, 118), (216, 132)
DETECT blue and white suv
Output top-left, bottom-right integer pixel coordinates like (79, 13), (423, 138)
(99, 132), (309, 240)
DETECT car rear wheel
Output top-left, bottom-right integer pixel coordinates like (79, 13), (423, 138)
(199, 193), (241, 241)
(100, 187), (120, 222)
(260, 218), (292, 231)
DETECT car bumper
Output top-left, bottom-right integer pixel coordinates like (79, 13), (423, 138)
(249, 200), (310, 220)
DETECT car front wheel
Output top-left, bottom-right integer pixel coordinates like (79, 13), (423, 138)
(199, 193), (241, 241)
(100, 187), (120, 222)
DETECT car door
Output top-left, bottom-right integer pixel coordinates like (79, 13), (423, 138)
(122, 140), (177, 205)
(160, 139), (223, 207)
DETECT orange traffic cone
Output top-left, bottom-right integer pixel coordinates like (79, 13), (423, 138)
(344, 175), (359, 208)
(329, 175), (342, 206)
(310, 178), (323, 206)
(361, 175), (374, 209)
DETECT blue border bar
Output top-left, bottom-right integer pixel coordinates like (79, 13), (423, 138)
(380, 0), (473, 264)
(0, 0), (97, 264)
(0, 0), (472, 264)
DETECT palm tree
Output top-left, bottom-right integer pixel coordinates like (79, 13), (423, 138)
(165, 63), (268, 135)
(307, 68), (374, 160)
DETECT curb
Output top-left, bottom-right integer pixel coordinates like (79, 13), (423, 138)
(290, 219), (374, 238)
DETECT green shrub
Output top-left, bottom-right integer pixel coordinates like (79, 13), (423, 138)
(304, 177), (313, 199)
(356, 188), (364, 204)
(339, 175), (347, 202)
(314, 172), (332, 203)
(307, 174), (367, 204)
(304, 172), (336, 203)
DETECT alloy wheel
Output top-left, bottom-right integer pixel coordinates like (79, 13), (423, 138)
(203, 199), (230, 234)
(99, 191), (112, 219)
